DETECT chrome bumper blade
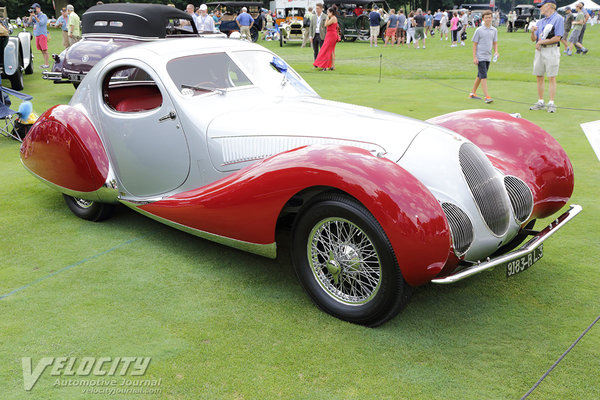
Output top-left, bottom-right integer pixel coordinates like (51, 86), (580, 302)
(431, 204), (582, 284)
(42, 71), (62, 80)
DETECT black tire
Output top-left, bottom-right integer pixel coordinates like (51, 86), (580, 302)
(355, 15), (370, 40)
(9, 69), (24, 91)
(63, 194), (115, 222)
(291, 193), (411, 327)
(343, 36), (357, 42)
(25, 56), (34, 74)
(250, 26), (259, 42)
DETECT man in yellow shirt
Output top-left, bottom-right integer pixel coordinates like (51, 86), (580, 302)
(67, 5), (81, 46)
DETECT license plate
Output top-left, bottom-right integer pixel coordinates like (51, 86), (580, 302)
(506, 243), (543, 278)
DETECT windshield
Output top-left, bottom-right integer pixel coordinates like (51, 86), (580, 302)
(231, 50), (318, 97)
(167, 52), (253, 96)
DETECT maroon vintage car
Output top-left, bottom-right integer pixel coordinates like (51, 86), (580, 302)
(42, 3), (222, 87)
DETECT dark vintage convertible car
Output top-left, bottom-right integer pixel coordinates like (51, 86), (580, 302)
(509, 4), (541, 32)
(324, 0), (390, 41)
(42, 3), (222, 87)
(206, 2), (264, 42)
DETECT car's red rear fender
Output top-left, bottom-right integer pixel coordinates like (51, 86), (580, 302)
(20, 105), (109, 193)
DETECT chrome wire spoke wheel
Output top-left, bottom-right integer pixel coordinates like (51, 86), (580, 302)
(74, 198), (94, 209)
(307, 217), (382, 305)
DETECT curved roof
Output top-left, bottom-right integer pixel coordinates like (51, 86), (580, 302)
(82, 3), (197, 38)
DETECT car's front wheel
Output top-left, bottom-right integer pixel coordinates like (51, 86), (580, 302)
(291, 194), (411, 327)
(63, 194), (115, 222)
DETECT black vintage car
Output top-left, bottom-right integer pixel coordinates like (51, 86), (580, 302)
(42, 3), (222, 87)
(324, 0), (389, 41)
(206, 2), (264, 42)
(508, 4), (541, 32)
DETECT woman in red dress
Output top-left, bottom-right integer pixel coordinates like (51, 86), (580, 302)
(313, 6), (339, 71)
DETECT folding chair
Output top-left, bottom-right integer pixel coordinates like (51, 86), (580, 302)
(0, 84), (33, 142)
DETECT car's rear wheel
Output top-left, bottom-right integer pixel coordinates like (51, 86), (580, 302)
(63, 194), (115, 222)
(291, 193), (411, 327)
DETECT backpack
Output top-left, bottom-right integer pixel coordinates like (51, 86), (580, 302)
(303, 15), (311, 28)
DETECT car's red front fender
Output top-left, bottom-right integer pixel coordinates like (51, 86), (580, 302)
(140, 145), (451, 286)
(427, 109), (574, 219)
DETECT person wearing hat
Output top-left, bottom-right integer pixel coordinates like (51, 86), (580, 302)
(368, 5), (381, 47)
(67, 5), (81, 46)
(55, 8), (70, 49)
(28, 3), (50, 68)
(196, 4), (215, 32)
(529, 0), (564, 113)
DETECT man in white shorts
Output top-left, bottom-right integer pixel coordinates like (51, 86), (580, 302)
(530, 0), (564, 113)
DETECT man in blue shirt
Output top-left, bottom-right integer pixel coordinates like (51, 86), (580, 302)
(29, 3), (49, 68)
(529, 0), (564, 113)
(369, 5), (381, 47)
(55, 7), (69, 49)
(236, 7), (254, 41)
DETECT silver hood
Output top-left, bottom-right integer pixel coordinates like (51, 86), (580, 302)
(205, 97), (428, 172)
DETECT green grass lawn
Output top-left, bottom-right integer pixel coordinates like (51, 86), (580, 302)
(1, 25), (599, 399)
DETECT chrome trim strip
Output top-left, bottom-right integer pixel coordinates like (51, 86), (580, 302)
(20, 161), (120, 204)
(431, 204), (582, 284)
(83, 10), (150, 22)
(120, 199), (277, 259)
(82, 33), (161, 40)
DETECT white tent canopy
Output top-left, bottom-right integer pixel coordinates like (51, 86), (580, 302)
(558, 0), (600, 11)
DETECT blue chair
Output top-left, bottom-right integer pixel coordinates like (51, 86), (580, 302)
(0, 84), (33, 142)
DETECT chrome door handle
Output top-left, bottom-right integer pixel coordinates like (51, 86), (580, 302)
(159, 111), (176, 122)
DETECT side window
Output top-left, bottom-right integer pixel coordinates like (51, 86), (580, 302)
(102, 65), (163, 113)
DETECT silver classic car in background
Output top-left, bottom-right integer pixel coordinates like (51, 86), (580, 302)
(22, 38), (580, 326)
(1, 11), (34, 90)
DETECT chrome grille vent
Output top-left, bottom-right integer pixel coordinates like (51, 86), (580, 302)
(459, 143), (510, 236)
(504, 176), (534, 223)
(441, 203), (474, 255)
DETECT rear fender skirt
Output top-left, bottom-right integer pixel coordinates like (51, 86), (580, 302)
(427, 110), (574, 219)
(20, 105), (110, 194)
(139, 145), (451, 286)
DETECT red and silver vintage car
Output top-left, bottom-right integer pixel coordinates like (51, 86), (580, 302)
(22, 38), (580, 326)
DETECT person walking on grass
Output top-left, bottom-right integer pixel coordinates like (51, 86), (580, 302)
(396, 9), (406, 46)
(566, 3), (589, 56)
(450, 11), (459, 47)
(439, 11), (449, 41)
(469, 10), (498, 104)
(413, 9), (426, 49)
(369, 5), (381, 47)
(529, 0), (564, 113)
(384, 9), (398, 47)
(29, 3), (49, 68)
(66, 5), (81, 46)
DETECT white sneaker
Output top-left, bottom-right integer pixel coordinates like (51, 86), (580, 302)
(461, 42), (465, 46)
(423, 46), (426, 49)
